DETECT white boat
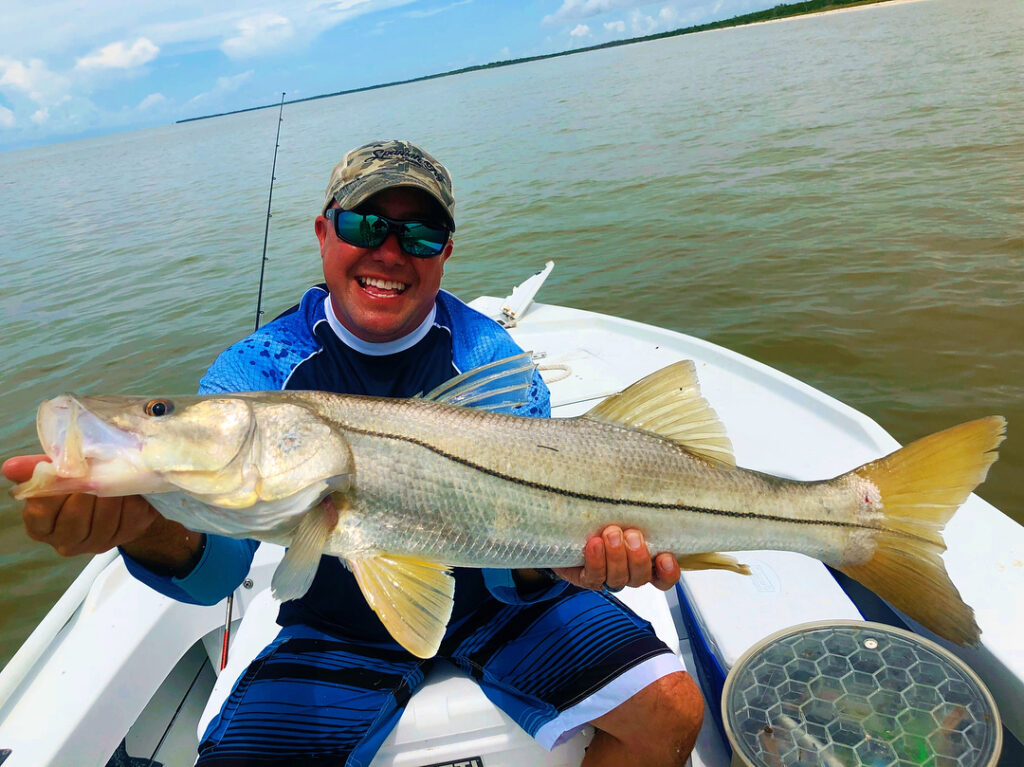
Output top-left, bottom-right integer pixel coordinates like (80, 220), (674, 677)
(1, 264), (1021, 767)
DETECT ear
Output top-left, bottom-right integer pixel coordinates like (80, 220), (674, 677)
(440, 237), (453, 265)
(315, 215), (329, 252)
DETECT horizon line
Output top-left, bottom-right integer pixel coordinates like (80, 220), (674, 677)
(176, 0), (893, 125)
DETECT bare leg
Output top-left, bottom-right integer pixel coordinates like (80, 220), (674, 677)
(582, 672), (704, 766)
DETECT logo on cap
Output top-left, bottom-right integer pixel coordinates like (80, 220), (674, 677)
(323, 140), (455, 227)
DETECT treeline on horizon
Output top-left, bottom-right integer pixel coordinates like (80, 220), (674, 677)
(178, 0), (890, 123)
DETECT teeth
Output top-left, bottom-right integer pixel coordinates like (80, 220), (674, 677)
(359, 277), (407, 292)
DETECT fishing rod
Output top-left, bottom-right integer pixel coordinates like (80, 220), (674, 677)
(220, 91), (286, 672)
(253, 91), (287, 333)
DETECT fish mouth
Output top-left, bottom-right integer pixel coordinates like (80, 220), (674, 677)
(38, 395), (141, 478)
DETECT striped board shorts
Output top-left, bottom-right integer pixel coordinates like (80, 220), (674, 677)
(197, 588), (684, 765)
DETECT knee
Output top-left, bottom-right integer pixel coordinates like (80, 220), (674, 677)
(599, 672), (705, 765)
(648, 672), (704, 760)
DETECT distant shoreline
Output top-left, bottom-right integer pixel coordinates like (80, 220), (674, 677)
(177, 0), (926, 125)
(741, 0), (930, 29)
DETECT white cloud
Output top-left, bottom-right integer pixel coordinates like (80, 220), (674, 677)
(542, 0), (696, 43)
(0, 105), (14, 128)
(630, 11), (659, 35)
(570, 23), (591, 37)
(543, 0), (648, 26)
(626, 11), (659, 34)
(138, 92), (167, 110)
(0, 57), (70, 106)
(545, 0), (694, 33)
(406, 0), (474, 19)
(0, 0), (416, 63)
(221, 14), (294, 59)
(188, 70), (253, 106)
(76, 38), (159, 70)
(215, 71), (252, 92)
(30, 107), (49, 124)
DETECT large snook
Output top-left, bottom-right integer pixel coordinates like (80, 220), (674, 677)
(12, 355), (1005, 658)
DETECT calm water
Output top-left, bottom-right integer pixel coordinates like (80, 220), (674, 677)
(1, 0), (1021, 666)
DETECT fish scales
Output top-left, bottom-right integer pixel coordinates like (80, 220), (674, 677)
(309, 393), (866, 568)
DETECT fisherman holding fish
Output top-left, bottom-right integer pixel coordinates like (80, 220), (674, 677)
(4, 141), (705, 765)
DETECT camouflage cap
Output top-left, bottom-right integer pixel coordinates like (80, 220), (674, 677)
(321, 140), (455, 228)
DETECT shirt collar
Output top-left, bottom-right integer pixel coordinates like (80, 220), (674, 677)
(323, 296), (437, 356)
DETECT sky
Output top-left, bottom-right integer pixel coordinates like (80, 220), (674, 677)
(0, 0), (771, 153)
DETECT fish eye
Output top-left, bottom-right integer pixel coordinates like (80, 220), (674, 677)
(144, 399), (174, 417)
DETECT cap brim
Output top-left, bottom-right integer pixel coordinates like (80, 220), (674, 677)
(325, 174), (455, 229)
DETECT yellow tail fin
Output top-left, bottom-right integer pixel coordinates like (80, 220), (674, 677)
(837, 416), (1006, 645)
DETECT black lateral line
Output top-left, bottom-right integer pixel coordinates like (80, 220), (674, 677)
(342, 424), (894, 535)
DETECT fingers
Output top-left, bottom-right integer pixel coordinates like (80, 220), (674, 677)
(651, 553), (681, 591)
(577, 536), (607, 590)
(623, 529), (655, 588)
(578, 527), (682, 591)
(84, 496), (125, 546)
(22, 492), (158, 557)
(602, 527), (628, 589)
(603, 526), (656, 589)
(2, 454), (50, 483)
(22, 495), (63, 540)
(49, 494), (100, 555)
(116, 495), (160, 543)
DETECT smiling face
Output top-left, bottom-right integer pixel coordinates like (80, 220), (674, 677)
(315, 187), (453, 343)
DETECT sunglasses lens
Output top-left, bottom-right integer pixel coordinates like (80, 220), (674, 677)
(331, 210), (448, 257)
(332, 211), (385, 248)
(399, 222), (449, 257)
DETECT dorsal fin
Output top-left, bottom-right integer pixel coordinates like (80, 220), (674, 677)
(584, 360), (735, 467)
(422, 352), (535, 411)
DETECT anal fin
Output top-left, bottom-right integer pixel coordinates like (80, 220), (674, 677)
(677, 552), (751, 575)
(348, 554), (455, 658)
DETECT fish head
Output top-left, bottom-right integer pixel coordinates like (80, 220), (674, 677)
(16, 393), (354, 515)
(17, 393), (257, 499)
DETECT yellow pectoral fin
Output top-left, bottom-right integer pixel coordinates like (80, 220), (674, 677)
(348, 554), (455, 659)
(677, 552), (751, 575)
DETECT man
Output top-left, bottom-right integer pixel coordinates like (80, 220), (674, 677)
(3, 140), (704, 765)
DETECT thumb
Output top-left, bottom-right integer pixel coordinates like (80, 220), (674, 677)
(2, 455), (50, 483)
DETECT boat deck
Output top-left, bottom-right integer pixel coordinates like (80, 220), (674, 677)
(1, 294), (1021, 766)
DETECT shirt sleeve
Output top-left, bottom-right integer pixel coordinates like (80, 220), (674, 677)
(120, 536), (259, 606)
(482, 568), (569, 605)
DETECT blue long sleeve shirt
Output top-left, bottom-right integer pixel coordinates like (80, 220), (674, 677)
(122, 286), (565, 642)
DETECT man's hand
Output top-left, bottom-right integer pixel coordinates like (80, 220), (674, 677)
(3, 455), (160, 557)
(554, 525), (680, 592)
(4, 455), (203, 577)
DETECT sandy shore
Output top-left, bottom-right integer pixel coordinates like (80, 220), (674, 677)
(740, 0), (934, 30)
